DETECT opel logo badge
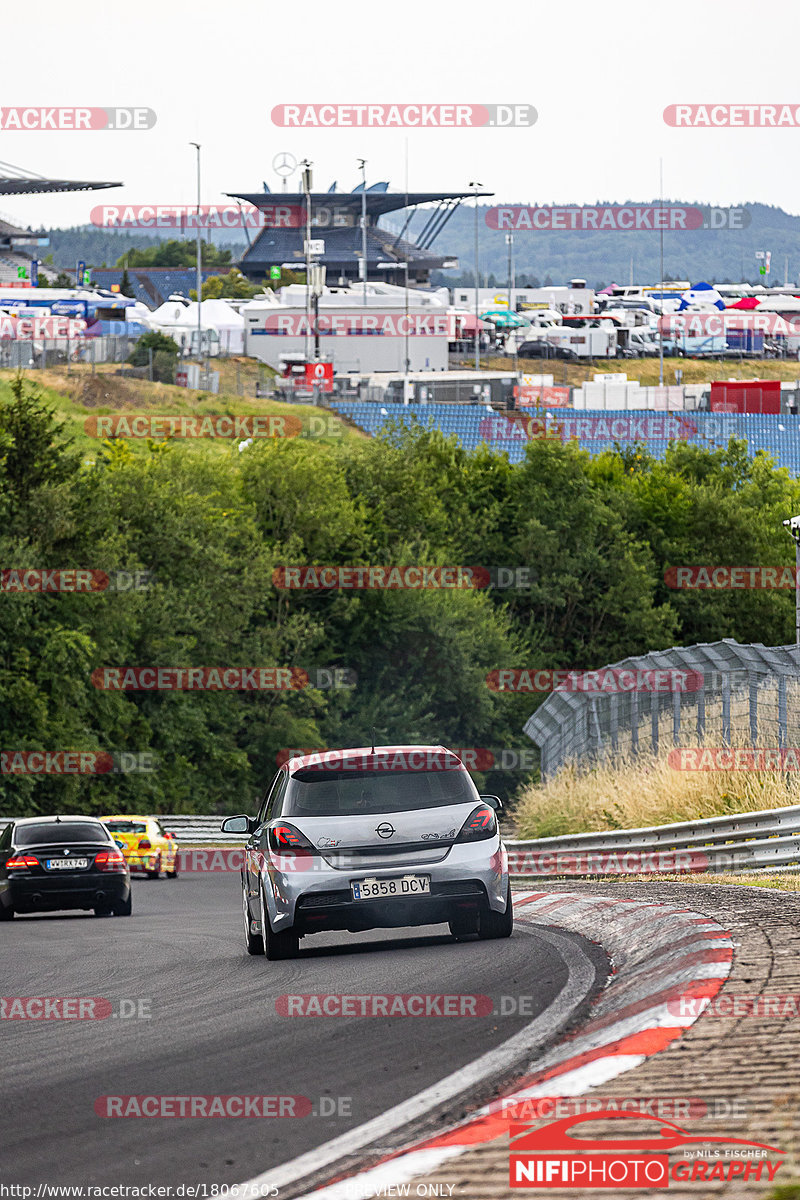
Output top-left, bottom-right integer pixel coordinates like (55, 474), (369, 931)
(375, 822), (395, 839)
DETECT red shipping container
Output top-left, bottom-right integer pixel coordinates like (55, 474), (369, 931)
(710, 380), (780, 414)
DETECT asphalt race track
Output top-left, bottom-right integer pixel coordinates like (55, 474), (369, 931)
(1, 874), (607, 1188)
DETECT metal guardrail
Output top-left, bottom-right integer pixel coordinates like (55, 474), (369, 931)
(2, 806), (800, 873)
(506, 802), (800, 877)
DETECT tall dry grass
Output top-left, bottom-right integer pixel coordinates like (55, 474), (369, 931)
(514, 740), (800, 839)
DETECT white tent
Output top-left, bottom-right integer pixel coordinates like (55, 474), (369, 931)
(149, 298), (245, 355)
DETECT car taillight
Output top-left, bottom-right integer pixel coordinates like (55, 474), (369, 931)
(95, 850), (127, 873)
(455, 805), (497, 843)
(6, 855), (39, 871)
(138, 838), (152, 850)
(268, 823), (316, 853)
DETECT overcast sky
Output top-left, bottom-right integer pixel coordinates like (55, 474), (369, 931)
(2, 0), (798, 232)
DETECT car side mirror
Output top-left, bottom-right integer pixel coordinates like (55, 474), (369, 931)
(480, 794), (503, 812)
(221, 815), (254, 834)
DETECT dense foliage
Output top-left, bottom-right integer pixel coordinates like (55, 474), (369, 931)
(1, 377), (798, 817)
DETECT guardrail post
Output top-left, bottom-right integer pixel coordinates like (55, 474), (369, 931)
(749, 675), (759, 745)
(722, 674), (731, 745)
(696, 678), (705, 741)
(610, 693), (619, 752)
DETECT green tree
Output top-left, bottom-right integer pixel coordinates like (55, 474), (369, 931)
(119, 267), (135, 297)
(117, 240), (232, 269)
(193, 268), (260, 301)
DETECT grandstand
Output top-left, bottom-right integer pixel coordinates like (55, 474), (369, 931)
(0, 160), (122, 286)
(226, 186), (490, 286)
(329, 402), (800, 476)
(0, 159), (121, 196)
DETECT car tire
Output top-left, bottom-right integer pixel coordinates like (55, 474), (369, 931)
(243, 882), (264, 955)
(478, 881), (514, 940)
(260, 883), (298, 960)
(94, 905), (113, 917)
(0, 902), (15, 920)
(113, 894), (133, 917)
(166, 867), (178, 879)
(449, 913), (479, 939)
(146, 854), (161, 880)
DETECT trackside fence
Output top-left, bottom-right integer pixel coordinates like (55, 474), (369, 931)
(3, 808), (798, 877)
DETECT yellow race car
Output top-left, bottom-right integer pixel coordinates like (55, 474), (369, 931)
(99, 815), (179, 879)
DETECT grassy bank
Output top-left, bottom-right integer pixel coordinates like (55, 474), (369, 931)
(0, 366), (365, 457)
(514, 746), (800, 839)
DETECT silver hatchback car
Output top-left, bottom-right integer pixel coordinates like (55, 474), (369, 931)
(222, 745), (512, 959)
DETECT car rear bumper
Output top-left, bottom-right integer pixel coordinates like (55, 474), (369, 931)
(293, 879), (490, 933)
(261, 839), (508, 933)
(6, 873), (130, 913)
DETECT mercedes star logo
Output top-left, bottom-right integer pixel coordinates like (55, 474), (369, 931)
(375, 822), (395, 839)
(272, 151), (297, 177)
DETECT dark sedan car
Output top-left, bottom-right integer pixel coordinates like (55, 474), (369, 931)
(515, 339), (578, 361)
(0, 816), (132, 918)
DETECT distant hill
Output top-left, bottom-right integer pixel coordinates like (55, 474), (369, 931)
(42, 201), (800, 288)
(415, 200), (800, 288)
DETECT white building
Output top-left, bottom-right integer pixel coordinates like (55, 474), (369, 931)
(243, 282), (450, 373)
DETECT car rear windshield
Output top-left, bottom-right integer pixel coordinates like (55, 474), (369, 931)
(284, 768), (477, 817)
(15, 822), (111, 846)
(104, 821), (147, 834)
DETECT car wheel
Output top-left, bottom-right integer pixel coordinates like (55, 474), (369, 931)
(243, 882), (264, 955)
(478, 881), (514, 940)
(113, 894), (133, 917)
(260, 883), (298, 960)
(0, 902), (15, 920)
(94, 904), (113, 917)
(449, 913), (479, 939)
(166, 866), (179, 878)
(146, 854), (161, 880)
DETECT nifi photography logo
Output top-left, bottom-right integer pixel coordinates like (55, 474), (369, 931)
(508, 1111), (784, 1189)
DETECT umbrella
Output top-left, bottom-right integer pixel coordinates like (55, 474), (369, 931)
(480, 310), (528, 328)
(449, 312), (485, 335)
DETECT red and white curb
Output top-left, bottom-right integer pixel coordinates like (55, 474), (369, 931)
(292, 891), (734, 1198)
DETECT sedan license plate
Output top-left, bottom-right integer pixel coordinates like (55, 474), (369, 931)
(46, 858), (88, 870)
(351, 875), (430, 901)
